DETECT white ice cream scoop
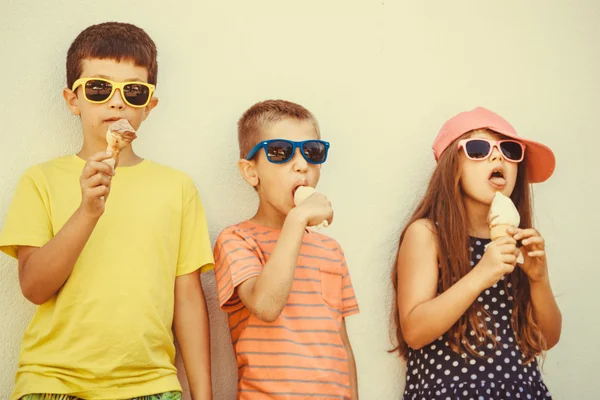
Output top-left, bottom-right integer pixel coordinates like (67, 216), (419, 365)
(103, 119), (137, 170)
(100, 119), (136, 201)
(487, 192), (524, 264)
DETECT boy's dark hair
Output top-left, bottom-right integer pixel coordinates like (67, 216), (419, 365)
(66, 22), (158, 88)
(237, 100), (320, 159)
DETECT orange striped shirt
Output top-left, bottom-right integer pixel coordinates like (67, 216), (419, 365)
(214, 220), (359, 399)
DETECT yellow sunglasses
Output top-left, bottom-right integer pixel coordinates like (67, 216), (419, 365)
(71, 78), (155, 108)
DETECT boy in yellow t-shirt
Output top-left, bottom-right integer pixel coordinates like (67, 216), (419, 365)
(0, 22), (213, 400)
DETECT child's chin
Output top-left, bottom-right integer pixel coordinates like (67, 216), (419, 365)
(282, 204), (294, 215)
(280, 203), (295, 217)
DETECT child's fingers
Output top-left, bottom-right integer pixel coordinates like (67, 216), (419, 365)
(527, 250), (545, 258)
(522, 236), (545, 247)
(513, 228), (541, 241)
(90, 151), (113, 162)
(83, 173), (112, 189)
(497, 241), (517, 253)
(502, 263), (516, 274)
(501, 253), (517, 265)
(326, 209), (334, 226)
(81, 161), (114, 180)
(90, 161), (115, 176)
(305, 192), (327, 202)
(514, 248), (521, 258)
(495, 236), (517, 246)
(89, 185), (110, 198)
(81, 163), (98, 180)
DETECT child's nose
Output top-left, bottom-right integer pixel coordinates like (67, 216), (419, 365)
(108, 89), (126, 110)
(489, 145), (503, 161)
(292, 148), (308, 172)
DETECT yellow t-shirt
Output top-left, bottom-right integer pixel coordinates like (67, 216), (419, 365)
(0, 155), (214, 400)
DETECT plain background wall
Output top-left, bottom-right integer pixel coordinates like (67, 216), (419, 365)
(1, 1), (598, 398)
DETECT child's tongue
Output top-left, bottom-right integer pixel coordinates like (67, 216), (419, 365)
(490, 176), (507, 186)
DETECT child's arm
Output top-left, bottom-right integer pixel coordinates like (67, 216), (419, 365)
(17, 151), (114, 305)
(174, 270), (212, 400)
(529, 278), (562, 349)
(512, 227), (562, 349)
(397, 219), (518, 349)
(340, 319), (358, 399)
(236, 192), (333, 322)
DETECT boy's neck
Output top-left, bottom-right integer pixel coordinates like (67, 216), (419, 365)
(77, 141), (143, 167)
(251, 203), (287, 230)
(463, 196), (491, 239)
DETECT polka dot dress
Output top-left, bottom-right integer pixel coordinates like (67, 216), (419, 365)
(403, 237), (552, 400)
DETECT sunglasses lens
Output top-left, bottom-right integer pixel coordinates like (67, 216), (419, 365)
(123, 83), (151, 106)
(302, 141), (327, 163)
(500, 141), (523, 161)
(464, 139), (491, 159)
(266, 140), (294, 162)
(84, 79), (113, 102)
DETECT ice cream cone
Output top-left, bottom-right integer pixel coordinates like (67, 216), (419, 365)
(99, 119), (136, 201)
(488, 192), (525, 264)
(490, 224), (514, 241)
(103, 119), (137, 170)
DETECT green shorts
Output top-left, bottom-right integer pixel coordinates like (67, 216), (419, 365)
(20, 392), (182, 400)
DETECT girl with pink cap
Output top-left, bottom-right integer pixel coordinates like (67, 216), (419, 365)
(391, 107), (561, 399)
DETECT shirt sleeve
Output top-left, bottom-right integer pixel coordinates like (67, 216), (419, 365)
(213, 229), (263, 313)
(338, 246), (359, 317)
(176, 179), (214, 276)
(0, 167), (53, 259)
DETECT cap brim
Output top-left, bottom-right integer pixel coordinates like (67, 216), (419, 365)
(491, 129), (555, 183)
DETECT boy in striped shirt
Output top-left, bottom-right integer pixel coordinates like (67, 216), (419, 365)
(214, 100), (359, 399)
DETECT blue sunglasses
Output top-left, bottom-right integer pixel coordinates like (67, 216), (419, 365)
(245, 139), (330, 164)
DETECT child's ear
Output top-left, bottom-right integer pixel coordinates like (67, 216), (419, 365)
(63, 88), (80, 116)
(142, 96), (159, 121)
(238, 159), (259, 187)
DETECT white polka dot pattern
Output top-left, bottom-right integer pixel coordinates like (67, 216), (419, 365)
(402, 237), (552, 400)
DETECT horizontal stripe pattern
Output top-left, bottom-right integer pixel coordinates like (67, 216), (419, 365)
(213, 220), (359, 399)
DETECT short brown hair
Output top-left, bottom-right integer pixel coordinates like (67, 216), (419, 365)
(66, 22), (158, 89)
(237, 100), (320, 158)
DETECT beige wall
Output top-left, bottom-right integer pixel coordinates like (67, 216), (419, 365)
(1, 1), (598, 398)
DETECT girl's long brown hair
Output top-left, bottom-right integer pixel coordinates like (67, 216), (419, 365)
(390, 131), (545, 363)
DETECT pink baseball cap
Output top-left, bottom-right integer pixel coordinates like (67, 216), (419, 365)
(432, 107), (555, 183)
